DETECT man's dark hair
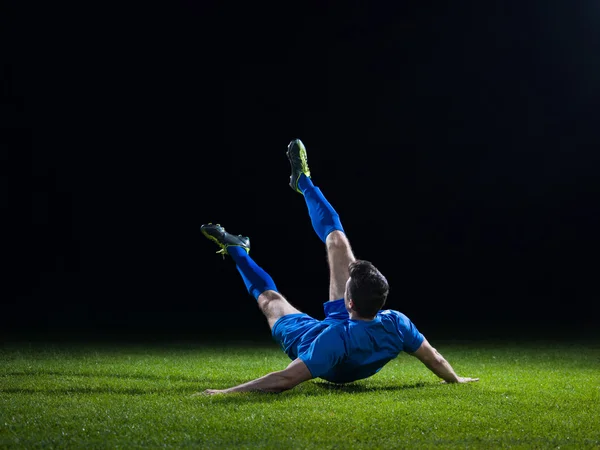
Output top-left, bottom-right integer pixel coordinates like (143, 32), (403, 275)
(347, 260), (389, 318)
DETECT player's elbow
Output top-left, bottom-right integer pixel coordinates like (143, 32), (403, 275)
(431, 348), (446, 364)
(420, 347), (445, 367)
(431, 349), (447, 367)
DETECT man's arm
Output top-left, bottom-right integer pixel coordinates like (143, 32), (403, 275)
(409, 338), (479, 384)
(202, 358), (313, 395)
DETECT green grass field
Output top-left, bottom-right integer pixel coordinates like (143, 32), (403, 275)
(1, 339), (598, 449)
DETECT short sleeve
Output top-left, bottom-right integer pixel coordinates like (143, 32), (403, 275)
(323, 299), (349, 320)
(393, 311), (424, 353)
(297, 326), (347, 378)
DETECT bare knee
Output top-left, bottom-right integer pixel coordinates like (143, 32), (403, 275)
(326, 230), (355, 264)
(326, 230), (350, 250)
(257, 290), (301, 328)
(257, 290), (285, 311)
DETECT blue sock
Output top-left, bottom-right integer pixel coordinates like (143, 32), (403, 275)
(227, 246), (278, 300)
(298, 174), (344, 243)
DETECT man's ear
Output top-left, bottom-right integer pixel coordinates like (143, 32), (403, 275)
(348, 298), (355, 311)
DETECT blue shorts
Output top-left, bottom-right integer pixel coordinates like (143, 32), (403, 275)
(272, 299), (348, 361)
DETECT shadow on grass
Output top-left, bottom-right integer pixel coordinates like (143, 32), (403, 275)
(313, 380), (430, 393)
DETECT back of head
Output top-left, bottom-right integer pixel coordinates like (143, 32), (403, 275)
(347, 260), (389, 318)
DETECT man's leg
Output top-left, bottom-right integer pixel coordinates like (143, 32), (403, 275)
(325, 230), (356, 301)
(201, 224), (302, 330)
(298, 175), (356, 300)
(227, 247), (302, 329)
(287, 139), (356, 301)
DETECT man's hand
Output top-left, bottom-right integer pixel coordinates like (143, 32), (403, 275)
(201, 389), (228, 395)
(190, 390), (223, 397)
(190, 389), (230, 397)
(441, 377), (479, 384)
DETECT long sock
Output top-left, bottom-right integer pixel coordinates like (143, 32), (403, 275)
(227, 246), (278, 300)
(298, 174), (344, 243)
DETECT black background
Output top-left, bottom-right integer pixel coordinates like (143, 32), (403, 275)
(2, 1), (599, 343)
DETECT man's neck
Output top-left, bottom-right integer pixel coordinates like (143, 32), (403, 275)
(349, 311), (375, 321)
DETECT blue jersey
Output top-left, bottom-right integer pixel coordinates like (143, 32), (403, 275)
(272, 299), (424, 383)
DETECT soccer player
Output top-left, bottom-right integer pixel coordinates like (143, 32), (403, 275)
(200, 139), (479, 395)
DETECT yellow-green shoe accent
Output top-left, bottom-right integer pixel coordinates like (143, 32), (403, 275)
(286, 138), (311, 194)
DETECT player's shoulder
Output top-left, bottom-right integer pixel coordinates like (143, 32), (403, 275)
(378, 308), (408, 319)
(378, 309), (412, 325)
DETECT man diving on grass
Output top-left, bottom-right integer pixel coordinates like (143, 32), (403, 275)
(199, 139), (479, 395)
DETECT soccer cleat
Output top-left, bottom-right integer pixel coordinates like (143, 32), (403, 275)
(286, 138), (311, 193)
(200, 223), (250, 258)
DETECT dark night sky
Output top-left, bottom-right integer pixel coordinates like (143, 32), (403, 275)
(2, 1), (599, 341)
